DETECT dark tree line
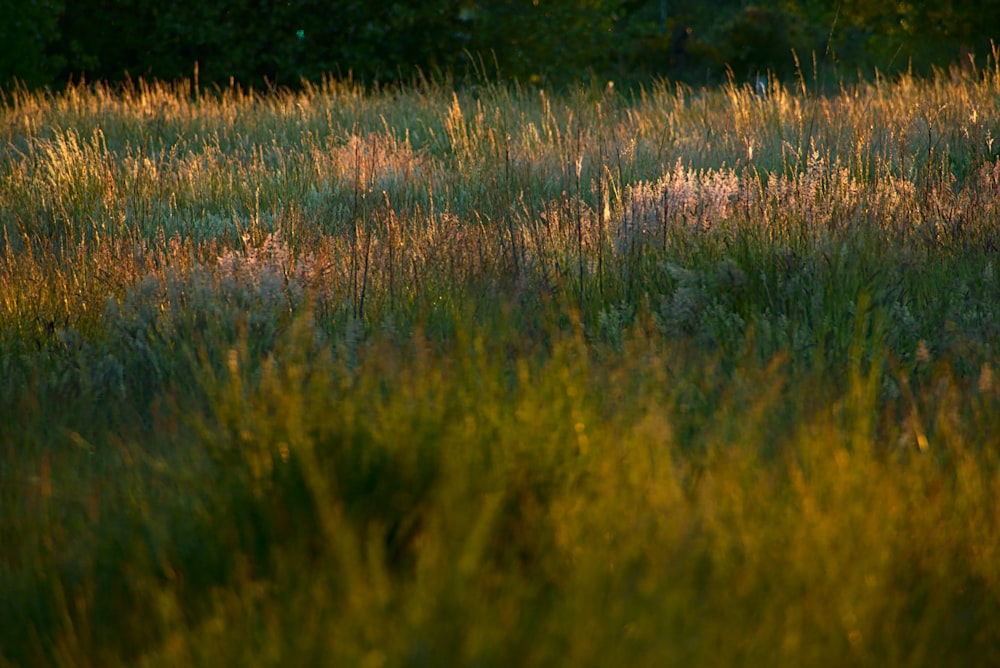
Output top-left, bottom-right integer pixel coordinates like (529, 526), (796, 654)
(3, 0), (999, 91)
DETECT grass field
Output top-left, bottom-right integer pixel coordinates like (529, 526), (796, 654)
(3, 65), (1000, 666)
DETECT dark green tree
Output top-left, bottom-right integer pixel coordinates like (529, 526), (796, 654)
(19, 0), (1000, 90)
(816, 0), (1000, 73)
(56, 0), (471, 88)
(462, 0), (626, 83)
(0, 0), (65, 89)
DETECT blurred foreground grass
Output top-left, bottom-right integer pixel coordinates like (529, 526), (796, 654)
(2, 69), (1000, 665)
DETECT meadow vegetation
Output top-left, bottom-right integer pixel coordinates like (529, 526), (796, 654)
(3, 65), (1000, 665)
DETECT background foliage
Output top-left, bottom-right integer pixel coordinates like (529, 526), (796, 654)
(2, 0), (999, 91)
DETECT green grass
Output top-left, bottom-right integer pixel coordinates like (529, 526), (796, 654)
(3, 68), (1000, 666)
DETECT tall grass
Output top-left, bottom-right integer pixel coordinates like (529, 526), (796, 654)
(2, 66), (1000, 666)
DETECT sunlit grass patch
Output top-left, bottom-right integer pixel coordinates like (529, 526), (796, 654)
(3, 67), (1000, 666)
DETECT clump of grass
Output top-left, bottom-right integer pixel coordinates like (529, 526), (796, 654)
(3, 65), (1000, 666)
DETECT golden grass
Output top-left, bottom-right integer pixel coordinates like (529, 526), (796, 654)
(2, 68), (1000, 666)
